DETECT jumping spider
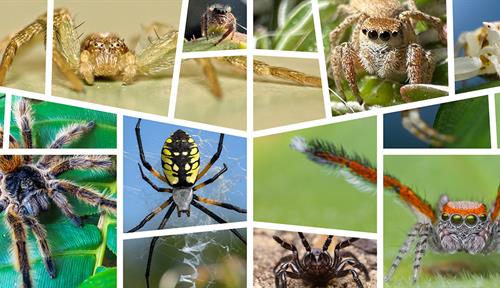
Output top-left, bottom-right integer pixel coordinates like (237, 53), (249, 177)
(273, 232), (370, 288)
(329, 0), (446, 104)
(0, 8), (178, 92)
(127, 119), (246, 288)
(291, 137), (500, 283)
(201, 4), (237, 46)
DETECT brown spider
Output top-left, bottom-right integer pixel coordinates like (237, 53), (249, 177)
(0, 97), (116, 288)
(201, 4), (238, 46)
(273, 232), (370, 288)
(329, 0), (446, 104)
(0, 8), (177, 92)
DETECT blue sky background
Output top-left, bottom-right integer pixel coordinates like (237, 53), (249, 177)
(123, 116), (247, 232)
(454, 0), (500, 89)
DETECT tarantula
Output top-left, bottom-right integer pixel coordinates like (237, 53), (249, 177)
(329, 0), (446, 104)
(201, 4), (237, 46)
(291, 137), (500, 283)
(0, 8), (177, 92)
(273, 232), (370, 288)
(127, 119), (246, 288)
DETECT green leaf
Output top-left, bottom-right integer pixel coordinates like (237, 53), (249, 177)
(10, 96), (117, 148)
(106, 224), (117, 256)
(272, 1), (318, 52)
(0, 217), (101, 288)
(183, 34), (246, 52)
(433, 96), (491, 148)
(79, 267), (116, 288)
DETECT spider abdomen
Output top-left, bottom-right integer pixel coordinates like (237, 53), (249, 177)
(161, 130), (200, 187)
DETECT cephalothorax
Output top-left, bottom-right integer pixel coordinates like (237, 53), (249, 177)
(273, 232), (370, 288)
(329, 0), (446, 103)
(0, 8), (177, 92)
(0, 100), (116, 288)
(291, 137), (500, 283)
(127, 119), (246, 288)
(201, 4), (237, 46)
(455, 21), (500, 81)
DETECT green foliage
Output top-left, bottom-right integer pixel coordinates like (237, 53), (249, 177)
(183, 34), (246, 52)
(79, 267), (116, 288)
(433, 96), (490, 148)
(10, 96), (117, 148)
(254, 117), (377, 232)
(0, 156), (117, 287)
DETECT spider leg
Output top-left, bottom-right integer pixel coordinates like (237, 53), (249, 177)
(328, 12), (363, 49)
(273, 235), (299, 257)
(252, 57), (322, 88)
(53, 49), (85, 91)
(0, 13), (46, 86)
(193, 194), (246, 213)
(191, 200), (246, 244)
(331, 42), (363, 104)
(127, 197), (173, 233)
(399, 10), (446, 44)
(135, 119), (169, 183)
(6, 208), (32, 288)
(22, 216), (56, 278)
(0, 199), (6, 213)
(322, 235), (334, 251)
(137, 164), (172, 193)
(193, 163), (227, 191)
(145, 204), (176, 288)
(384, 224), (418, 282)
(196, 133), (224, 181)
(0, 126), (20, 148)
(400, 109), (455, 147)
(52, 180), (116, 213)
(196, 58), (222, 98)
(336, 256), (370, 280)
(335, 237), (359, 252)
(274, 254), (301, 288)
(214, 21), (235, 46)
(43, 155), (113, 176)
(47, 188), (82, 226)
(13, 98), (34, 149)
(45, 121), (96, 149)
(412, 225), (430, 283)
(297, 232), (311, 252)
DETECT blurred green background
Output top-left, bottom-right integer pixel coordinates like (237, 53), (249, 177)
(384, 155), (500, 287)
(123, 230), (246, 288)
(496, 94), (500, 148)
(254, 117), (377, 232)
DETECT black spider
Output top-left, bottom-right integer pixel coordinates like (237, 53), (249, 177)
(273, 232), (370, 288)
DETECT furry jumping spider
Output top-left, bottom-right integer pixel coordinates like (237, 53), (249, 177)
(0, 8), (177, 92)
(291, 137), (500, 283)
(329, 0), (446, 104)
(201, 4), (237, 46)
(273, 232), (370, 288)
(127, 119), (246, 288)
(455, 21), (500, 81)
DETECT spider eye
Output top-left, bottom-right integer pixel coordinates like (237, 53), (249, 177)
(368, 30), (378, 40)
(451, 214), (463, 225)
(479, 214), (487, 222)
(362, 29), (367, 35)
(465, 215), (478, 226)
(379, 31), (390, 41)
(441, 213), (449, 221)
(392, 31), (399, 37)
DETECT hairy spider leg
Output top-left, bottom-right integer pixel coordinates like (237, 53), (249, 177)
(411, 224), (430, 283)
(127, 197), (173, 233)
(23, 216), (56, 278)
(298, 232), (312, 251)
(335, 265), (364, 288)
(0, 12), (46, 86)
(197, 58), (223, 98)
(191, 200), (246, 244)
(384, 224), (419, 282)
(135, 119), (169, 183)
(13, 98), (34, 149)
(48, 188), (83, 226)
(274, 254), (302, 288)
(145, 204), (176, 288)
(400, 109), (455, 147)
(490, 184), (500, 221)
(323, 235), (334, 251)
(46, 155), (113, 177)
(335, 250), (370, 280)
(54, 180), (117, 213)
(6, 208), (32, 288)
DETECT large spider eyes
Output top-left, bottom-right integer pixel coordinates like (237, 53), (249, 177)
(392, 31), (399, 37)
(368, 30), (378, 40)
(441, 213), (449, 221)
(379, 31), (390, 41)
(479, 214), (487, 222)
(362, 29), (367, 35)
(465, 215), (478, 226)
(451, 214), (463, 225)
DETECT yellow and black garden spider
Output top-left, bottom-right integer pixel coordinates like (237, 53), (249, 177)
(127, 118), (246, 288)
